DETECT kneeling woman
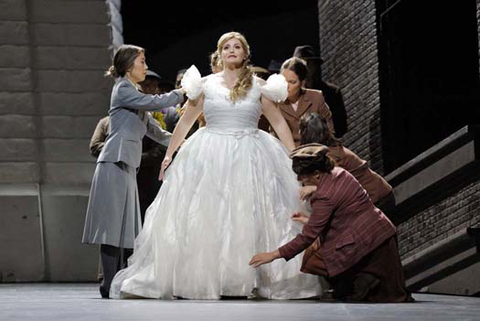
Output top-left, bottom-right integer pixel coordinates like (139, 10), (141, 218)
(249, 144), (413, 303)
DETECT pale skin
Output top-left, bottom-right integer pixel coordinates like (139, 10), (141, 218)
(125, 52), (148, 85)
(300, 185), (317, 201)
(159, 37), (295, 180)
(249, 171), (322, 268)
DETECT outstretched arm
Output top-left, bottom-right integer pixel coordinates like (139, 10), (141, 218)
(159, 95), (204, 180)
(249, 249), (281, 268)
(261, 96), (295, 152)
(113, 81), (185, 112)
(250, 194), (334, 267)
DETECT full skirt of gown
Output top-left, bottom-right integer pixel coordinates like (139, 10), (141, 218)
(110, 126), (322, 300)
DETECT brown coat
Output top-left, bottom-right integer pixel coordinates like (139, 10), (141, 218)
(327, 145), (392, 204)
(89, 116), (110, 158)
(274, 89), (335, 146)
(278, 167), (396, 277)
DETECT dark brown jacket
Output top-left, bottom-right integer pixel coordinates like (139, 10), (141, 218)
(327, 145), (392, 204)
(278, 167), (396, 277)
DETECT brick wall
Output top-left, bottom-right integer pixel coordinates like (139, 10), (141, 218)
(396, 2), (480, 259)
(397, 181), (480, 259)
(318, 0), (480, 262)
(317, 0), (384, 174)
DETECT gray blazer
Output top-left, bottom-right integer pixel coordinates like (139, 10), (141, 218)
(98, 78), (183, 168)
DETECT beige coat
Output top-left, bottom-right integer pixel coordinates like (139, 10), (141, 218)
(275, 89), (335, 146)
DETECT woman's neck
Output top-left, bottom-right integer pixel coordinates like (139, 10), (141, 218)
(221, 66), (242, 88)
(288, 91), (302, 104)
(126, 75), (138, 86)
(223, 65), (241, 78)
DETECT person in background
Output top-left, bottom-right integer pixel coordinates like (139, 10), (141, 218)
(271, 57), (335, 146)
(249, 144), (413, 303)
(253, 65), (272, 131)
(299, 113), (395, 216)
(209, 51), (223, 74)
(293, 45), (348, 138)
(143, 70), (168, 129)
(142, 70), (175, 132)
(137, 70), (171, 222)
(267, 59), (282, 75)
(145, 71), (177, 132)
(175, 68), (188, 89)
(251, 65), (270, 80)
(161, 68), (188, 134)
(158, 78), (175, 94)
(89, 116), (109, 158)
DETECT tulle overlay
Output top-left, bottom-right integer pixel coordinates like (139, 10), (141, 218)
(110, 67), (321, 299)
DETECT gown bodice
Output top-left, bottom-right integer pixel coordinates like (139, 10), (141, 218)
(202, 74), (263, 132)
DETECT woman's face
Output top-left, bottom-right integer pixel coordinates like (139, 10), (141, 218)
(221, 38), (246, 68)
(128, 52), (148, 84)
(282, 69), (304, 101)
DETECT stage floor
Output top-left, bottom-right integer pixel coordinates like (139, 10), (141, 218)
(1, 283), (479, 321)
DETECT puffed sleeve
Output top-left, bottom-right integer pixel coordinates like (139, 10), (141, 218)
(260, 74), (288, 103)
(181, 65), (204, 100)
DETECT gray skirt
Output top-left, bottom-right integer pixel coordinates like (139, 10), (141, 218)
(82, 161), (141, 249)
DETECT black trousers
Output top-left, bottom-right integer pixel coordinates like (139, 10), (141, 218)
(100, 244), (132, 291)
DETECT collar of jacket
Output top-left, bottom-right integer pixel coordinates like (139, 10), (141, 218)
(119, 76), (141, 91)
(280, 89), (313, 119)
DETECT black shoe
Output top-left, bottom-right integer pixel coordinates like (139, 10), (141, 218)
(99, 285), (110, 299)
(319, 289), (337, 302)
(347, 273), (380, 302)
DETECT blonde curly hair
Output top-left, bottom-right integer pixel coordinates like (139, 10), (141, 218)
(216, 32), (253, 102)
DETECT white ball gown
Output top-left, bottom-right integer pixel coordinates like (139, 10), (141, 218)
(110, 66), (321, 299)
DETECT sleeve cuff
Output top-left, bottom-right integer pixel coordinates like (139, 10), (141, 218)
(278, 245), (292, 261)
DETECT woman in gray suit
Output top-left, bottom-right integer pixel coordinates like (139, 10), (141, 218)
(82, 44), (185, 298)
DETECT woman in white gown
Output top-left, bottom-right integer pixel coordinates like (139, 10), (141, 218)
(110, 31), (321, 300)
